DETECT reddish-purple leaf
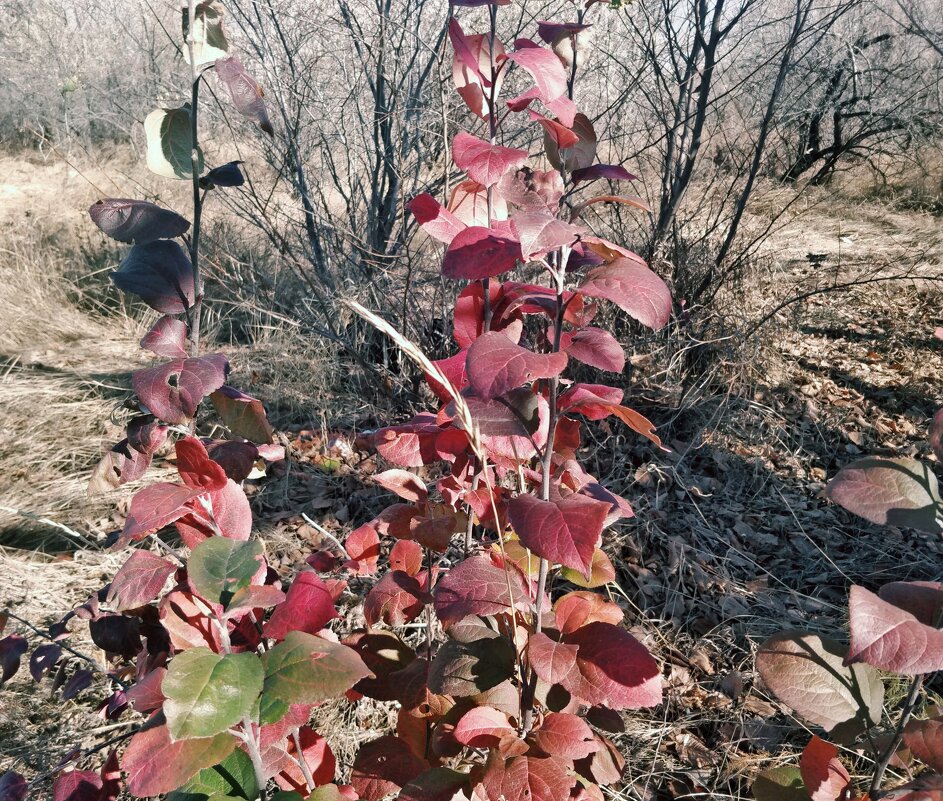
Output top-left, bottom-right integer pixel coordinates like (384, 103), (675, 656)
(364, 571), (429, 627)
(825, 457), (943, 534)
(53, 771), (101, 801)
(799, 737), (852, 801)
(507, 40), (568, 104)
(537, 20), (592, 44)
(205, 439), (259, 482)
(0, 772), (27, 801)
(390, 540), (424, 576)
(174, 478), (252, 546)
(89, 198), (190, 244)
(215, 55), (274, 136)
(373, 469), (428, 505)
(106, 549), (175, 611)
(529, 110), (579, 149)
(0, 635), (27, 684)
(120, 482), (203, 543)
(879, 581), (943, 626)
(571, 164), (637, 184)
(442, 226), (522, 280)
(903, 717), (943, 771)
(510, 211), (583, 261)
(264, 571), (338, 640)
(847, 584), (943, 674)
(61, 669), (93, 700)
(578, 258), (672, 330)
(508, 493), (608, 575)
(454, 706), (516, 748)
(140, 315), (188, 358)
(532, 712), (600, 760)
(480, 753), (576, 801)
(29, 643), (62, 681)
(175, 435), (228, 491)
(399, 768), (471, 801)
(88, 440), (150, 494)
(133, 353), (229, 425)
(351, 736), (429, 801)
(344, 524), (381, 575)
(372, 414), (455, 467)
(122, 722), (236, 797)
(434, 554), (532, 626)
(453, 133), (528, 188)
(111, 240), (195, 314)
(451, 23), (506, 119)
(209, 385), (274, 444)
(127, 417), (168, 456)
(408, 193), (466, 245)
(466, 331), (567, 399)
(558, 327), (625, 373)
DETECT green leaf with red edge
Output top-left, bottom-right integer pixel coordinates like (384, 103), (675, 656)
(466, 331), (567, 400)
(122, 722), (237, 797)
(119, 482), (204, 543)
(846, 584), (943, 675)
(350, 736), (429, 801)
(261, 631), (372, 706)
(364, 571), (430, 627)
(480, 752), (576, 801)
(825, 457), (943, 534)
(799, 736), (853, 801)
(188, 538), (264, 607)
(442, 226), (522, 280)
(89, 198), (190, 244)
(112, 240), (195, 314)
(756, 630), (883, 731)
(163, 647), (263, 739)
(508, 493), (608, 576)
(752, 766), (809, 801)
(133, 353), (229, 425)
(176, 436), (228, 491)
(106, 549), (176, 611)
(578, 258), (671, 330)
(452, 133), (528, 188)
(210, 386), (274, 444)
(263, 571), (338, 640)
(903, 717), (943, 771)
(433, 554), (533, 626)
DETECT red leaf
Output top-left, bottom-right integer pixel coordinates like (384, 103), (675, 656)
(847, 584), (943, 674)
(205, 439), (259, 482)
(106, 550), (175, 611)
(558, 383), (624, 419)
(53, 771), (101, 801)
(111, 240), (195, 314)
(529, 110), (579, 149)
(133, 353), (229, 425)
(449, 179), (504, 228)
(264, 571), (338, 640)
(532, 712), (601, 761)
(578, 258), (671, 330)
(451, 23), (506, 120)
(454, 706), (516, 748)
(140, 315), (188, 358)
(364, 571), (429, 627)
(210, 385), (274, 444)
(442, 226), (521, 280)
(99, 750), (120, 801)
(480, 753), (576, 801)
(122, 722), (236, 797)
(558, 327), (625, 373)
(449, 18), (490, 88)
(390, 540), (424, 576)
(554, 591), (624, 634)
(879, 581), (943, 626)
(799, 737), (853, 801)
(544, 112), (596, 171)
(175, 435), (228, 491)
(344, 525), (381, 575)
(466, 331), (567, 399)
(373, 414), (454, 467)
(903, 717), (943, 771)
(408, 193), (466, 245)
(510, 211), (584, 261)
(453, 133), (528, 188)
(175, 479), (252, 546)
(89, 198), (190, 244)
(351, 736), (429, 801)
(434, 554), (533, 626)
(607, 405), (665, 450)
(274, 726), (337, 793)
(215, 55), (274, 136)
(507, 40), (568, 104)
(508, 493), (608, 575)
(120, 482), (203, 543)
(373, 469), (428, 505)
(529, 632), (580, 687)
(570, 165), (637, 184)
(454, 280), (504, 348)
(497, 168), (564, 214)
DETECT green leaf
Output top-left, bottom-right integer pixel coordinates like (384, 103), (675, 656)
(756, 631), (884, 733)
(145, 105), (204, 180)
(752, 766), (808, 801)
(167, 748), (259, 801)
(262, 631), (372, 705)
(258, 692), (290, 726)
(184, 0), (229, 67)
(164, 647), (264, 739)
(270, 794), (306, 801)
(189, 538), (264, 607)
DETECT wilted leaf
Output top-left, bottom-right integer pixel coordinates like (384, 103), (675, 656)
(752, 766), (809, 801)
(112, 240), (195, 314)
(215, 55), (273, 136)
(145, 105), (203, 180)
(428, 636), (516, 696)
(29, 643), (62, 682)
(756, 631), (884, 731)
(544, 112), (596, 172)
(89, 198), (190, 244)
(184, 0), (229, 67)
(210, 386), (274, 444)
(825, 457), (943, 534)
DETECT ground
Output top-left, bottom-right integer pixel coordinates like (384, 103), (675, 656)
(0, 150), (941, 799)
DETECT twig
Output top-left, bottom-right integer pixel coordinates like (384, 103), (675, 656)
(870, 674), (924, 796)
(301, 514), (349, 559)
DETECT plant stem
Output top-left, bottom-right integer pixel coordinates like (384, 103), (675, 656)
(185, 0), (204, 357)
(870, 674), (924, 797)
(242, 716), (269, 801)
(290, 727), (316, 794)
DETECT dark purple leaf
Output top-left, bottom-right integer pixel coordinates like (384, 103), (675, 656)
(200, 161), (245, 188)
(570, 165), (636, 185)
(29, 644), (62, 681)
(0, 635), (28, 684)
(111, 240), (195, 314)
(89, 198), (190, 244)
(61, 669), (93, 700)
(0, 772), (28, 801)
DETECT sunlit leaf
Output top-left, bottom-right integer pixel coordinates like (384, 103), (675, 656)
(145, 105), (203, 180)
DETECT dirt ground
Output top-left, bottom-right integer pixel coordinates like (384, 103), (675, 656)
(1, 151), (942, 799)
